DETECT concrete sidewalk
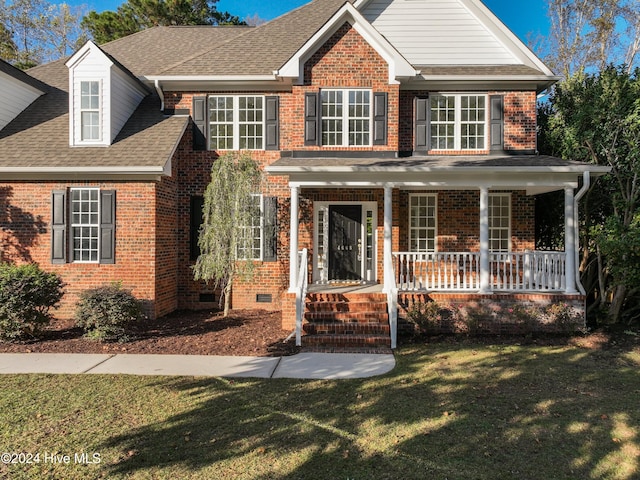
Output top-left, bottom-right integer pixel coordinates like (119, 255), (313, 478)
(0, 352), (395, 379)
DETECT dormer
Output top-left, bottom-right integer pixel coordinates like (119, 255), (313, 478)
(0, 60), (46, 132)
(66, 41), (148, 147)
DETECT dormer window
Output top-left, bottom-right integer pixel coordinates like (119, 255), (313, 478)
(80, 81), (101, 141)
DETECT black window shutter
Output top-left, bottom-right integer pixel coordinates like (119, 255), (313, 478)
(415, 96), (429, 150)
(99, 190), (116, 264)
(490, 95), (504, 151)
(51, 190), (67, 264)
(263, 196), (278, 262)
(192, 96), (208, 150)
(190, 196), (204, 261)
(373, 92), (388, 145)
(265, 96), (279, 150)
(304, 92), (319, 146)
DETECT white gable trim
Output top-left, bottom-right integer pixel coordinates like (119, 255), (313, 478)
(277, 2), (418, 85)
(459, 0), (554, 75)
(65, 40), (113, 70)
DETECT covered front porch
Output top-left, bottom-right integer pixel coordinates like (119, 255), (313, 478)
(267, 155), (609, 348)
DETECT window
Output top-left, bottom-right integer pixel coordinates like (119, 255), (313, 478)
(209, 96), (264, 150)
(51, 189), (115, 265)
(321, 89), (371, 146)
(80, 81), (100, 141)
(70, 188), (99, 262)
(430, 94), (486, 150)
(237, 195), (263, 260)
(409, 194), (437, 252)
(489, 193), (510, 252)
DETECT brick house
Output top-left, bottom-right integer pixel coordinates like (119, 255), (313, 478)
(0, 0), (609, 349)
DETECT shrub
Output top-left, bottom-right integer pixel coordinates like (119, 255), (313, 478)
(75, 284), (145, 342)
(0, 263), (64, 341)
(407, 301), (446, 335)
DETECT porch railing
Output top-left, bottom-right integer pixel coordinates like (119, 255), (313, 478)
(491, 251), (566, 292)
(393, 251), (567, 293)
(295, 248), (309, 347)
(394, 252), (481, 291)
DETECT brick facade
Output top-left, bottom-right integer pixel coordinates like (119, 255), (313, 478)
(0, 20), (555, 329)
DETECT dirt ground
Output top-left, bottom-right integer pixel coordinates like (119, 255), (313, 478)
(0, 309), (637, 357)
(0, 310), (300, 357)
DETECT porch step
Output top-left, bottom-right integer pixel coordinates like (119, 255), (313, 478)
(303, 334), (392, 348)
(303, 321), (390, 336)
(301, 292), (392, 351)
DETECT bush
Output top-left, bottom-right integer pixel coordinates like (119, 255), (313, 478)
(75, 284), (145, 342)
(407, 301), (446, 335)
(0, 263), (64, 341)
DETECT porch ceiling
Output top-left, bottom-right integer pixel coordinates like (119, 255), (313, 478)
(266, 154), (610, 194)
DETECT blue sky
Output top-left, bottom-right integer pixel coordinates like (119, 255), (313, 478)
(80, 0), (550, 44)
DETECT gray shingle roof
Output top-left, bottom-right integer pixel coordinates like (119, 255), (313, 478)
(267, 155), (608, 171)
(158, 0), (351, 76)
(416, 65), (550, 77)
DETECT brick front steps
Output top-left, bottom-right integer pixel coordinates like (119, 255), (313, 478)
(301, 293), (392, 352)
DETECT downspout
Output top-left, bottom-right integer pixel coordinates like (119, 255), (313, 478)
(154, 79), (165, 112)
(573, 171), (591, 295)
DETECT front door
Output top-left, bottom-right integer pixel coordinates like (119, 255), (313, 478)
(329, 205), (362, 281)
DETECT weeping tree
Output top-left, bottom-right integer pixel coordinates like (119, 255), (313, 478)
(193, 152), (263, 317)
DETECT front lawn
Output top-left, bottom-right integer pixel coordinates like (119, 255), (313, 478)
(1, 337), (639, 479)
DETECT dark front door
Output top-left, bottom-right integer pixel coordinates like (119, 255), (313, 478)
(329, 205), (362, 281)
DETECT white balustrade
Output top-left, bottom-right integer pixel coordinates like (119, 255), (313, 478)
(392, 251), (567, 293)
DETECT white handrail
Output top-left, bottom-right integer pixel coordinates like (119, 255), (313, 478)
(295, 248), (308, 347)
(387, 280), (398, 349)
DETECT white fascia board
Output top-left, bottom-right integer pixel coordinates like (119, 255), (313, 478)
(460, 0), (556, 76)
(0, 166), (166, 174)
(277, 2), (418, 84)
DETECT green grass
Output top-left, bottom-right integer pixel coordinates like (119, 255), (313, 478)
(1, 340), (639, 479)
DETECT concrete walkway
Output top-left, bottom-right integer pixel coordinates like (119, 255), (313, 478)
(0, 352), (395, 379)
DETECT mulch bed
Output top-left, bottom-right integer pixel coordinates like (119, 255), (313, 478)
(0, 310), (300, 357)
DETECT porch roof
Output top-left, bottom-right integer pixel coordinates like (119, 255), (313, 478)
(266, 154), (611, 194)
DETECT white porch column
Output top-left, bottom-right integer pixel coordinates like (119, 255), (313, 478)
(288, 185), (300, 292)
(479, 186), (492, 294)
(383, 184), (393, 292)
(564, 187), (578, 294)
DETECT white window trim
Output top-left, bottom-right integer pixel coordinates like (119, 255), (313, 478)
(429, 93), (488, 151)
(488, 192), (511, 252)
(78, 80), (103, 144)
(321, 88), (373, 147)
(70, 187), (100, 263)
(237, 193), (264, 261)
(408, 193), (438, 252)
(208, 95), (265, 151)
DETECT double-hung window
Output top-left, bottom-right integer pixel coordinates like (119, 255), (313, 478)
(321, 89), (371, 146)
(51, 189), (116, 265)
(236, 194), (263, 260)
(409, 194), (437, 252)
(80, 81), (100, 141)
(488, 193), (511, 252)
(70, 188), (100, 262)
(430, 94), (486, 150)
(209, 96), (264, 150)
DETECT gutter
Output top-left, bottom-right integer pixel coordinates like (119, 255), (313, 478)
(574, 171), (591, 295)
(154, 79), (164, 111)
